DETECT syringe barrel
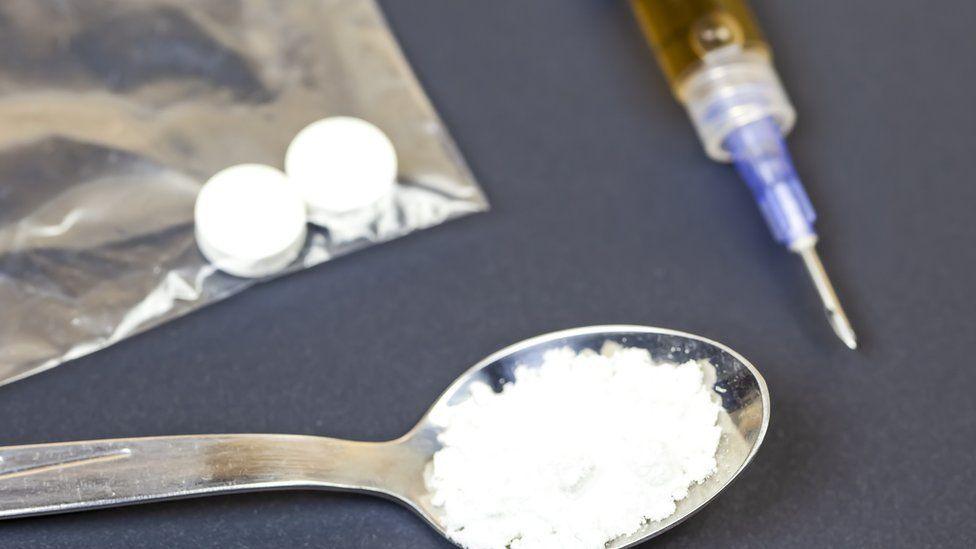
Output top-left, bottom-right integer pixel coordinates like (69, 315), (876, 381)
(630, 0), (795, 161)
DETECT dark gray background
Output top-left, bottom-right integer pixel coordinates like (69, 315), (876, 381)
(2, 0), (974, 547)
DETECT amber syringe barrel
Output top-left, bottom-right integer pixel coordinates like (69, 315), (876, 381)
(629, 0), (796, 161)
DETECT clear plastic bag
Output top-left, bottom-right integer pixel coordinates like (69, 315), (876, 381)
(0, 0), (488, 385)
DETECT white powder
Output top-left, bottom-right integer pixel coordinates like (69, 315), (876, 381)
(425, 343), (722, 549)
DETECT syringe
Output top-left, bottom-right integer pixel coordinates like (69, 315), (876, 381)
(630, 0), (857, 349)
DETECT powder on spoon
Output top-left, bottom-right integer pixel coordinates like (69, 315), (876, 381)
(424, 343), (723, 549)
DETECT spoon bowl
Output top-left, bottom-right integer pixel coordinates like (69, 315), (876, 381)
(0, 325), (769, 548)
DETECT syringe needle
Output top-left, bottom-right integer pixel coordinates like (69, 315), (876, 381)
(797, 245), (858, 350)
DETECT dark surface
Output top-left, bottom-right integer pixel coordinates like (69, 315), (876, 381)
(2, 0), (974, 547)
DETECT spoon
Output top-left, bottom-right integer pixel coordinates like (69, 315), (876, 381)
(0, 325), (769, 547)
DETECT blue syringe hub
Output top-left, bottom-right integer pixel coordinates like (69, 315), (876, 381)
(725, 116), (817, 250)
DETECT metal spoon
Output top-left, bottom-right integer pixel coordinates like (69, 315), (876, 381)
(0, 325), (769, 547)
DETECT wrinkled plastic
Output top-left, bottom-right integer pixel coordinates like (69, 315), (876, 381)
(0, 0), (488, 385)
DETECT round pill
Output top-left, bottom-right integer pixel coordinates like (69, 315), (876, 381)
(194, 164), (307, 278)
(285, 117), (397, 223)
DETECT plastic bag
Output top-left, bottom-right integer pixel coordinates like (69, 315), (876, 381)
(0, 0), (488, 385)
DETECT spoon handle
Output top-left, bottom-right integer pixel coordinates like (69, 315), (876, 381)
(0, 434), (399, 519)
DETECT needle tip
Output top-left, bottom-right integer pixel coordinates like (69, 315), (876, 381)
(797, 245), (858, 351)
(828, 310), (858, 350)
